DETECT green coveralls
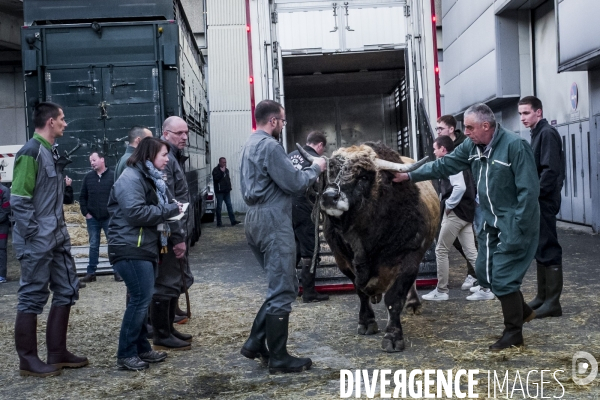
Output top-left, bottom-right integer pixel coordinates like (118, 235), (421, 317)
(411, 125), (540, 296)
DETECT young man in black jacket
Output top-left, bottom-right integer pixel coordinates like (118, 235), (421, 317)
(212, 157), (241, 227)
(79, 152), (118, 282)
(518, 96), (566, 319)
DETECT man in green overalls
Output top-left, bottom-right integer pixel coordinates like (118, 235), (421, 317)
(394, 103), (540, 351)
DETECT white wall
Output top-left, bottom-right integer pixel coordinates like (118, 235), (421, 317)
(0, 66), (26, 145)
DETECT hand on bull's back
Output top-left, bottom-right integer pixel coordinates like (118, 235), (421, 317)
(312, 157), (326, 173)
(392, 172), (410, 183)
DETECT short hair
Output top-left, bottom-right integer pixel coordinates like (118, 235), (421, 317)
(128, 126), (151, 143)
(218, 157), (226, 162)
(90, 152), (105, 159)
(127, 137), (168, 167)
(306, 131), (327, 146)
(518, 96), (543, 111)
(437, 115), (457, 130)
(464, 103), (497, 128)
(255, 100), (283, 125)
(33, 102), (63, 129)
(434, 135), (454, 153)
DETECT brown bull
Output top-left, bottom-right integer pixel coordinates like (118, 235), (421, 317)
(300, 141), (439, 352)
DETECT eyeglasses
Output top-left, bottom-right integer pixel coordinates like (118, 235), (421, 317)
(271, 117), (287, 126)
(166, 129), (188, 136)
(435, 127), (445, 132)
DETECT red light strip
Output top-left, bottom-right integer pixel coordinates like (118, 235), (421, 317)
(245, 0), (256, 131)
(430, 0), (441, 118)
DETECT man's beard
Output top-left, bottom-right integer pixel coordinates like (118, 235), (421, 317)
(272, 128), (281, 141)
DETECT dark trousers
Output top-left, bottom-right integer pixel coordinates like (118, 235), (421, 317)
(215, 192), (236, 225)
(85, 217), (109, 274)
(114, 259), (154, 358)
(0, 222), (8, 278)
(536, 195), (562, 266)
(292, 200), (315, 262)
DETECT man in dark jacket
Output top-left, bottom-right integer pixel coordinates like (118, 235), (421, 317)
(518, 96), (566, 319)
(436, 115), (478, 291)
(288, 131), (329, 303)
(115, 126), (153, 180)
(11, 102), (88, 377)
(150, 116), (194, 350)
(79, 152), (117, 282)
(212, 157), (241, 227)
(0, 176), (10, 283)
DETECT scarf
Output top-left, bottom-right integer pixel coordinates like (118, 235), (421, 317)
(145, 160), (170, 252)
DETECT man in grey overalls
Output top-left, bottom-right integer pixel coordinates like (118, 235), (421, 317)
(239, 100), (325, 374)
(11, 102), (88, 377)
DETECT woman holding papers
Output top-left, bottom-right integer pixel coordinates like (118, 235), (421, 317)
(107, 137), (182, 371)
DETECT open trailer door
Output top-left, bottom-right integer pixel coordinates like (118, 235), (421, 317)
(269, 0), (439, 291)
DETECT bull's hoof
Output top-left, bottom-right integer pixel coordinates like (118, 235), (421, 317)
(381, 334), (405, 353)
(370, 294), (382, 304)
(406, 302), (422, 315)
(357, 322), (379, 335)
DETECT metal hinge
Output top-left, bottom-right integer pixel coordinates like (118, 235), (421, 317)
(271, 11), (278, 24)
(404, 5), (410, 17)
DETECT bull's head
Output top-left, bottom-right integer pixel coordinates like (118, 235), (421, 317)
(297, 143), (427, 218)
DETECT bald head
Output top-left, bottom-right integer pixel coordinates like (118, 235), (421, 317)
(162, 116), (189, 150)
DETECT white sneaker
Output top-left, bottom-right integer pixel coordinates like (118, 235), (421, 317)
(466, 287), (495, 301)
(422, 288), (449, 301)
(461, 275), (477, 291)
(470, 285), (481, 293)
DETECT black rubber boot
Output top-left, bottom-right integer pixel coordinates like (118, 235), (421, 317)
(528, 263), (546, 310)
(519, 291), (536, 323)
(46, 305), (89, 369)
(169, 298), (192, 342)
(79, 274), (96, 283)
(490, 292), (524, 351)
(151, 296), (191, 351)
(300, 258), (329, 303)
(15, 312), (61, 377)
(266, 313), (312, 373)
(240, 302), (270, 366)
(534, 266), (563, 319)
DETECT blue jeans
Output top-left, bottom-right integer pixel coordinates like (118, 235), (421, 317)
(216, 192), (236, 226)
(86, 217), (109, 274)
(113, 259), (155, 358)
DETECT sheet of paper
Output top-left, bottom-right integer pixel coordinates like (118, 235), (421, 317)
(167, 203), (189, 221)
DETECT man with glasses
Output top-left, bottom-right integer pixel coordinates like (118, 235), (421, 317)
(436, 115), (478, 292)
(393, 103), (539, 351)
(240, 100), (326, 373)
(150, 116), (194, 351)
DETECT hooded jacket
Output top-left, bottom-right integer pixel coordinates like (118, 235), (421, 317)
(107, 163), (179, 264)
(411, 124), (540, 253)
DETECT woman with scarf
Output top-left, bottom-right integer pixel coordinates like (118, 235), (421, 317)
(107, 137), (182, 371)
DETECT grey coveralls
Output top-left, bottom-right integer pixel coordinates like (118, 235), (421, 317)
(240, 131), (320, 314)
(154, 139), (192, 299)
(11, 134), (79, 314)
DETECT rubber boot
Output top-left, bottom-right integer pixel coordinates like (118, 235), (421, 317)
(151, 296), (191, 351)
(266, 313), (312, 373)
(519, 291), (536, 323)
(528, 263), (546, 310)
(240, 302), (270, 366)
(534, 266), (563, 319)
(46, 305), (89, 369)
(489, 292), (524, 351)
(300, 258), (329, 303)
(169, 297), (192, 342)
(15, 312), (61, 377)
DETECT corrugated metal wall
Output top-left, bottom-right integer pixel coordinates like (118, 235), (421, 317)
(206, 0), (252, 213)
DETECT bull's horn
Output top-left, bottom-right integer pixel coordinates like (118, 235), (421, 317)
(374, 156), (429, 172)
(296, 143), (315, 162)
